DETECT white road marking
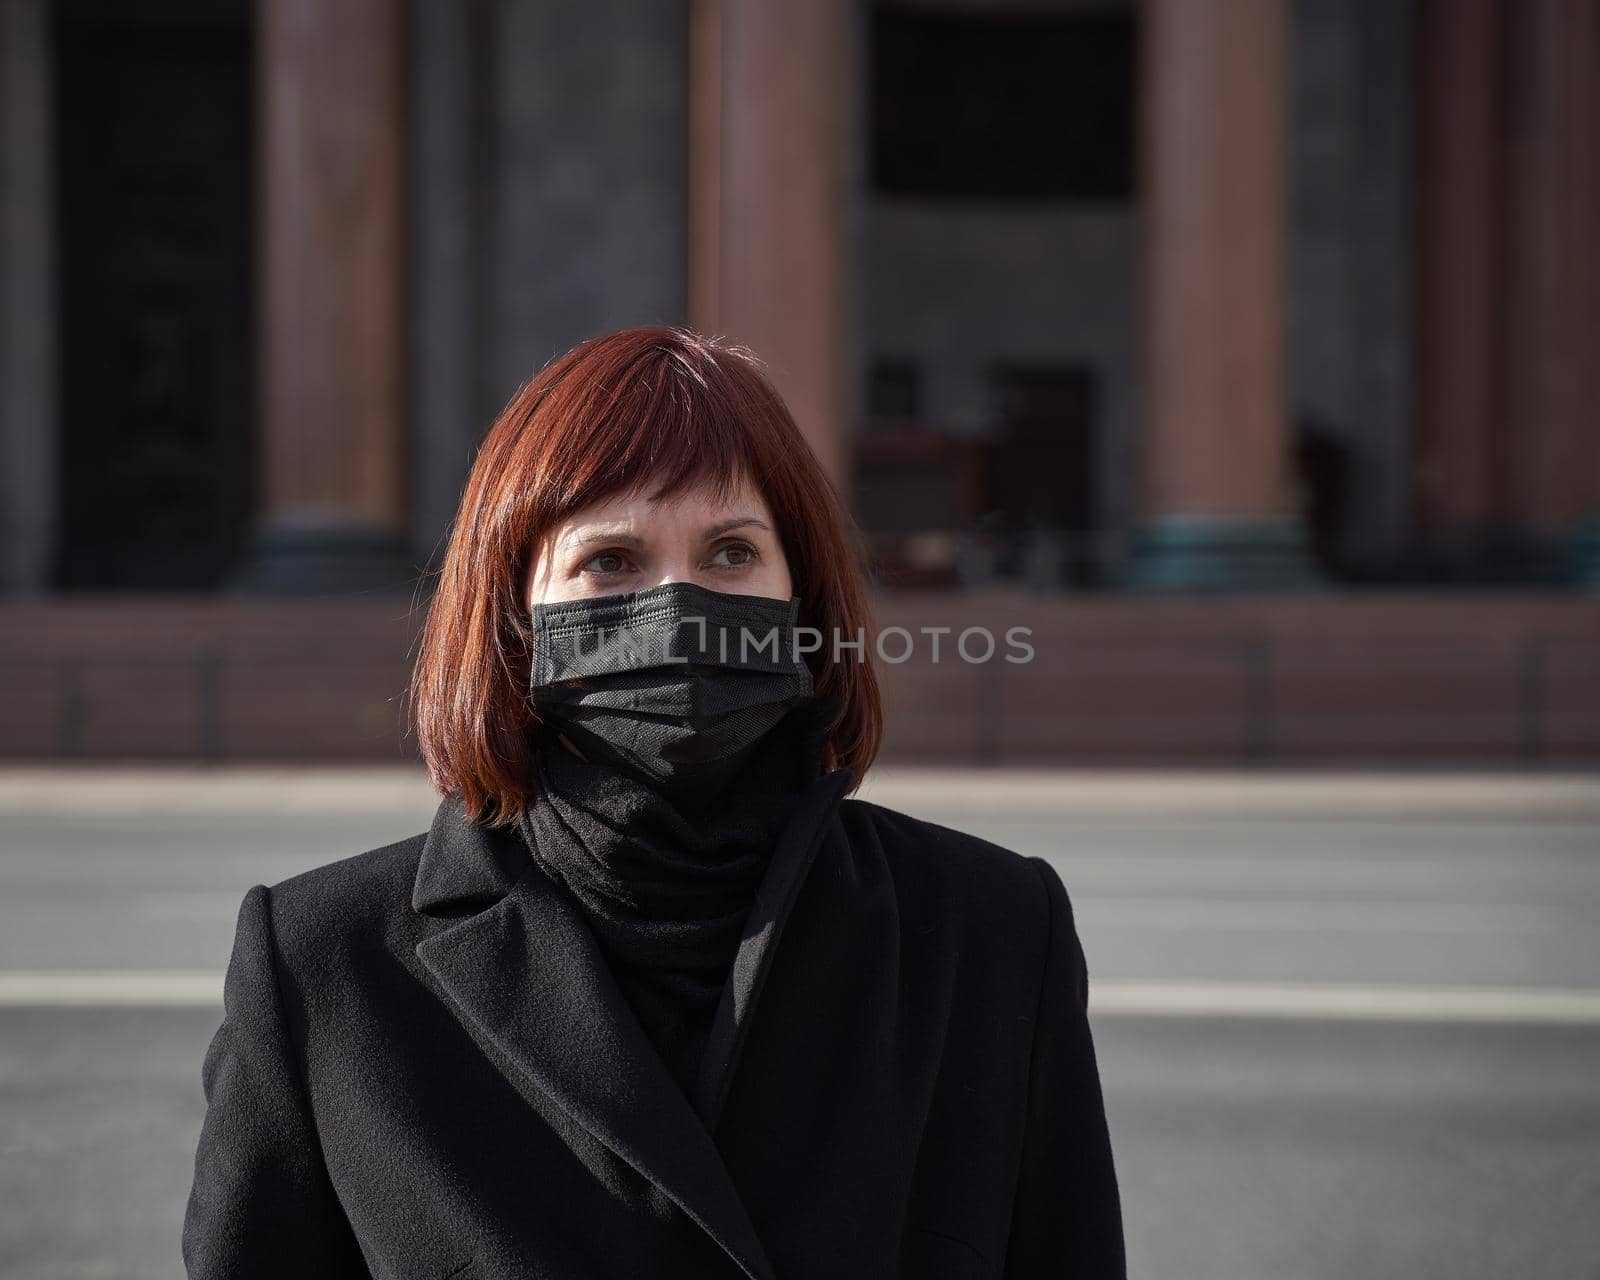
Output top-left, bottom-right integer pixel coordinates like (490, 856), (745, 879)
(1089, 980), (1600, 1024)
(0, 971), (224, 1005)
(1080, 898), (1559, 933)
(3, 972), (1600, 1023)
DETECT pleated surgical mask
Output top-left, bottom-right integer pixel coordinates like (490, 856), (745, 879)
(527, 580), (815, 801)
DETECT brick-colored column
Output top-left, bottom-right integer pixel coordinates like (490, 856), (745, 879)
(1412, 0), (1510, 569)
(1502, 0), (1600, 584)
(232, 0), (412, 593)
(0, 0), (56, 595)
(1125, 0), (1319, 590)
(687, 0), (849, 485)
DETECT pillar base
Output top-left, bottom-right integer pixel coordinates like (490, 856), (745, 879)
(1570, 514), (1600, 589)
(227, 521), (417, 594)
(1121, 514), (1326, 592)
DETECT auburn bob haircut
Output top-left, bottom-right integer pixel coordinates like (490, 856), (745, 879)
(406, 325), (883, 827)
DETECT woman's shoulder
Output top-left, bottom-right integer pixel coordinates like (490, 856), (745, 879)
(838, 794), (1061, 925)
(274, 826), (430, 902)
(245, 827), (433, 967)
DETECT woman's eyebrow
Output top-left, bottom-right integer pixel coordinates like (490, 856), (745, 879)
(702, 516), (770, 538)
(566, 527), (645, 550)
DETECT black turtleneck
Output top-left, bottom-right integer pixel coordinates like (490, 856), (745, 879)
(515, 693), (842, 1102)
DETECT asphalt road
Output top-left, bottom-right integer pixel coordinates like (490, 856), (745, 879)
(2, 768), (1597, 1279)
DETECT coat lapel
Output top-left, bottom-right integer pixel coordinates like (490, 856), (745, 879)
(410, 777), (849, 1280)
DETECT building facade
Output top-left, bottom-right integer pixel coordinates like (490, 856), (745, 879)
(2, 0), (1597, 764)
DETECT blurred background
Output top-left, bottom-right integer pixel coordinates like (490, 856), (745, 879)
(0, 0), (1596, 764)
(0, 0), (1597, 1276)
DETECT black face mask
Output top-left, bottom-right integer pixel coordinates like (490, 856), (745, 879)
(527, 581), (815, 803)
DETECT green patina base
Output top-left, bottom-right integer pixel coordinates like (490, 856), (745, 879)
(1569, 513), (1600, 589)
(1120, 513), (1328, 593)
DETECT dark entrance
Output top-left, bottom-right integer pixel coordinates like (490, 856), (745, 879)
(51, 0), (254, 590)
(984, 363), (1100, 587)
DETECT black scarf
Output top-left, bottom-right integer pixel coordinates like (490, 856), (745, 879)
(516, 692), (843, 1100)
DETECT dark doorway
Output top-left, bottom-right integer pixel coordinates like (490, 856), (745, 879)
(51, 0), (254, 590)
(984, 363), (1099, 586)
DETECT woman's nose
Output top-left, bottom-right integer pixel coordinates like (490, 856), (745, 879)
(646, 564), (696, 590)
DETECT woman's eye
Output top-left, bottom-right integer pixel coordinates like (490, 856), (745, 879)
(713, 541), (758, 569)
(582, 550), (634, 576)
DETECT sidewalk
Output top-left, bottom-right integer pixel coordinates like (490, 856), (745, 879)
(1, 763), (1597, 818)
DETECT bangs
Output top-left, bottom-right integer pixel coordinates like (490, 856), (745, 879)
(536, 342), (762, 532)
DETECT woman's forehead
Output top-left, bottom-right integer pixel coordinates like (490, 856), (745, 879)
(557, 474), (772, 530)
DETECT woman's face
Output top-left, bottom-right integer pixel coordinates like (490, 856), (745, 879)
(526, 473), (794, 608)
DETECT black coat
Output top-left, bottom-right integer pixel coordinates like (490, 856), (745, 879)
(183, 767), (1126, 1278)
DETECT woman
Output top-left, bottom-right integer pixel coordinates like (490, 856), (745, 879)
(183, 326), (1125, 1279)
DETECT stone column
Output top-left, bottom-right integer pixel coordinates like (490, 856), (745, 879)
(0, 0), (56, 595)
(1412, 0), (1510, 571)
(410, 0), (484, 565)
(1125, 0), (1319, 590)
(688, 0), (850, 485)
(231, 0), (413, 593)
(1501, 0), (1600, 585)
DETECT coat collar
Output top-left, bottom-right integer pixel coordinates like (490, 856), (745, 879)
(411, 766), (855, 1280)
(410, 793), (526, 915)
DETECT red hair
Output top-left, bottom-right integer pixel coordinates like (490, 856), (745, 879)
(406, 325), (883, 826)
